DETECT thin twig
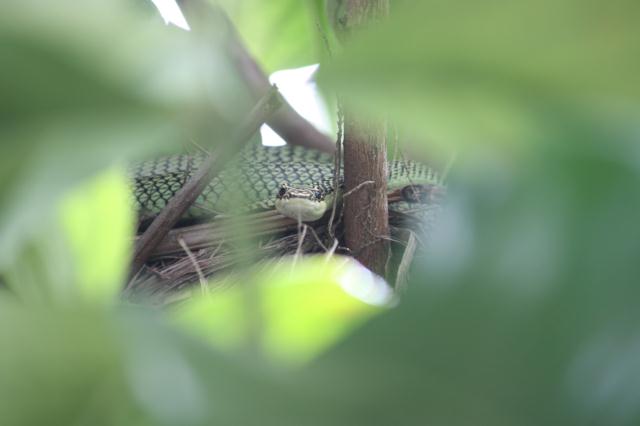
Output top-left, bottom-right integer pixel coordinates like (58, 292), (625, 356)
(128, 87), (281, 282)
(394, 229), (418, 294)
(291, 224), (308, 274)
(207, 242), (224, 260)
(315, 20), (333, 58)
(307, 225), (329, 252)
(137, 211), (296, 258)
(342, 180), (375, 199)
(328, 100), (344, 240)
(178, 237), (208, 295)
(187, 138), (211, 156)
(295, 224), (308, 258)
(326, 238), (339, 258)
(204, 2), (335, 154)
(124, 267), (144, 295)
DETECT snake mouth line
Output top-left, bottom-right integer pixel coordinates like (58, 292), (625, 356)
(275, 198), (328, 222)
(275, 182), (330, 221)
(276, 182), (324, 202)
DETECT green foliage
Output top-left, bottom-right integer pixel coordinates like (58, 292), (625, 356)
(0, 0), (246, 268)
(1, 0), (639, 425)
(0, 302), (227, 425)
(60, 168), (133, 304)
(216, 0), (332, 71)
(173, 256), (390, 365)
(318, 0), (640, 155)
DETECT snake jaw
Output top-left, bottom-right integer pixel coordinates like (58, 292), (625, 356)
(275, 183), (327, 221)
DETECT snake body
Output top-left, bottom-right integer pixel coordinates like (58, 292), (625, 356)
(130, 144), (440, 222)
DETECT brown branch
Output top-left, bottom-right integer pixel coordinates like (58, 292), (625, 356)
(144, 211), (296, 257)
(222, 15), (335, 154)
(181, 0), (335, 154)
(128, 88), (282, 280)
(337, 0), (390, 277)
(327, 101), (344, 240)
(342, 109), (390, 277)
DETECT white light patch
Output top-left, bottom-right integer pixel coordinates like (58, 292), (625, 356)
(336, 259), (395, 307)
(261, 64), (332, 146)
(150, 0), (191, 31)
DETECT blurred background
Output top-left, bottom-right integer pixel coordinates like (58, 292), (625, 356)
(1, 0), (639, 424)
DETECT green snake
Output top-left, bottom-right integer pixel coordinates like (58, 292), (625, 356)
(130, 144), (440, 223)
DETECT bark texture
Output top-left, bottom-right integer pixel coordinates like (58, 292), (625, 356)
(333, 0), (390, 276)
(343, 113), (389, 276)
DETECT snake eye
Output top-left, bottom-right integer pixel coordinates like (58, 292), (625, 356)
(277, 183), (288, 198)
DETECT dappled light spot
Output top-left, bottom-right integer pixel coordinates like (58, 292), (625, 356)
(261, 64), (332, 146)
(336, 259), (395, 307)
(150, 0), (190, 31)
(172, 256), (391, 366)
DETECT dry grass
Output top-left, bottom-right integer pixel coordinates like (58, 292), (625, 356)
(126, 190), (442, 304)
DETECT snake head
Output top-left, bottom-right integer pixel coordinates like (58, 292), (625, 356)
(274, 183), (329, 222)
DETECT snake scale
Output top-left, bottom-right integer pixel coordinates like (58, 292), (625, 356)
(130, 144), (440, 223)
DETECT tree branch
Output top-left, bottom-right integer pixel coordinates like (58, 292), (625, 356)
(128, 88), (281, 280)
(181, 0), (335, 154)
(335, 0), (391, 277)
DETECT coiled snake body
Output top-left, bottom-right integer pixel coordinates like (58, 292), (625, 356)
(130, 144), (440, 222)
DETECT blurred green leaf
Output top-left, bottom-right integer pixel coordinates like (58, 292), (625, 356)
(0, 0), (248, 269)
(2, 222), (75, 305)
(59, 167), (133, 304)
(2, 168), (132, 305)
(271, 145), (640, 425)
(0, 300), (224, 425)
(172, 256), (392, 366)
(1, 1), (638, 425)
(318, 0), (640, 154)
(0, 302), (128, 425)
(217, 0), (328, 71)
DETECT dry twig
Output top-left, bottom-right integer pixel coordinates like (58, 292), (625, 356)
(180, 0), (335, 153)
(129, 87), (281, 282)
(178, 237), (208, 294)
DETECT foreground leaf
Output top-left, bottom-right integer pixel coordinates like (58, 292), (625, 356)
(173, 256), (393, 366)
(217, 0), (328, 71)
(59, 167), (134, 304)
(0, 0), (242, 268)
(318, 0), (640, 155)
